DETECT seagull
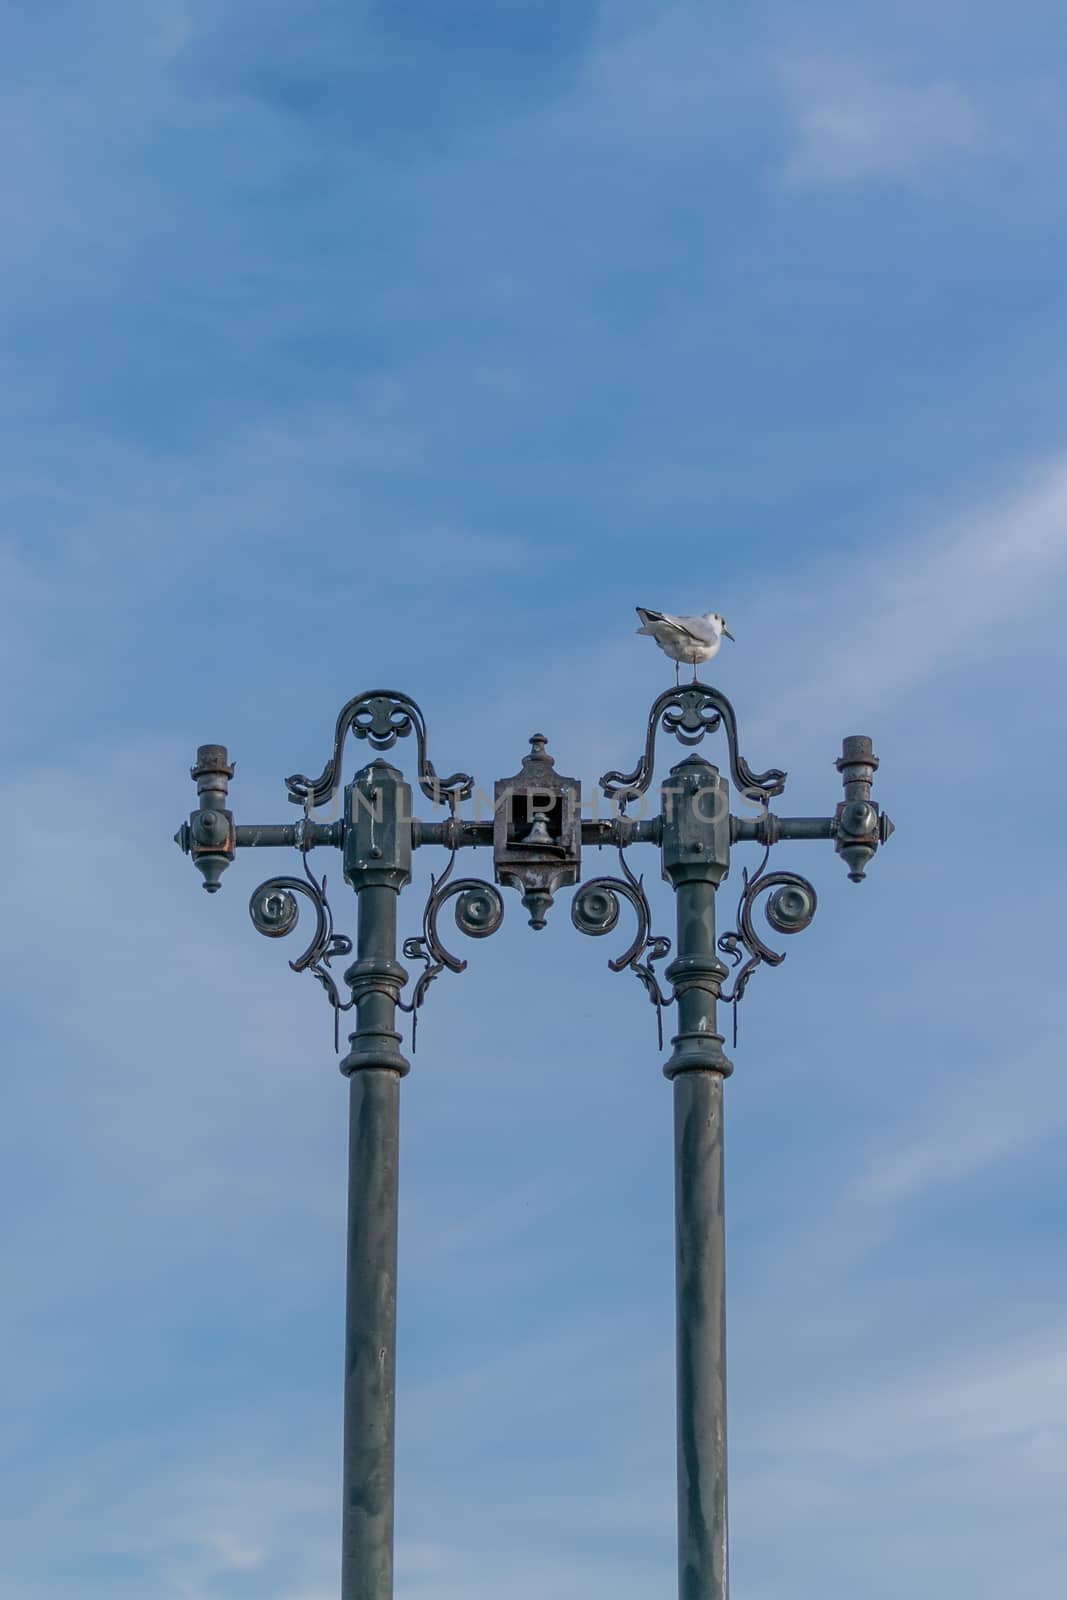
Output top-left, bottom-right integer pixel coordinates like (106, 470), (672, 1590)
(635, 607), (735, 684)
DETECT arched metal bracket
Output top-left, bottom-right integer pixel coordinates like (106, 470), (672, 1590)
(285, 689), (475, 814)
(571, 851), (673, 1048)
(600, 683), (787, 809)
(717, 846), (817, 1043)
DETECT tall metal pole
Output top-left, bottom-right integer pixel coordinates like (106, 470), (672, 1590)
(662, 757), (733, 1600)
(670, 1068), (729, 1600)
(340, 1064), (401, 1600)
(338, 762), (412, 1600)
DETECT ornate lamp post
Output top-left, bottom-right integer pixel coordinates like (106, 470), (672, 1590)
(175, 677), (892, 1600)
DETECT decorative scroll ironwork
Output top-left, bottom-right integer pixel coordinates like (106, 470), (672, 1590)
(401, 850), (505, 1047)
(571, 851), (673, 1047)
(249, 853), (355, 1050)
(717, 846), (817, 1042)
(286, 690), (475, 814)
(600, 684), (787, 809)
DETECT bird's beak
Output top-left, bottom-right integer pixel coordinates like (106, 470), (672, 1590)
(722, 626), (735, 642)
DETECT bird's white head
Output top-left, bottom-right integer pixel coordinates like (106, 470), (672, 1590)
(705, 612), (735, 642)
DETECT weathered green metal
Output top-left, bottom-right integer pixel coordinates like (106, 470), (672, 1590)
(731, 815), (834, 843)
(174, 743), (236, 893)
(600, 684), (787, 810)
(174, 678), (893, 1600)
(235, 820), (341, 849)
(341, 1067), (400, 1600)
(659, 757), (732, 1598)
(493, 734), (581, 928)
(673, 1069), (729, 1600)
(285, 689), (474, 814)
(337, 760), (412, 1600)
(340, 761), (412, 1079)
(835, 735), (893, 881)
(661, 757), (733, 1081)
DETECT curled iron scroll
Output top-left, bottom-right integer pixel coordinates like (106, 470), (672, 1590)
(600, 684), (787, 808)
(286, 690), (475, 813)
(718, 846), (817, 1040)
(249, 854), (355, 1049)
(401, 851), (504, 1047)
(571, 851), (673, 1046)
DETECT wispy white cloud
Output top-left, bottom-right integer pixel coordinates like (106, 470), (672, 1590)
(768, 1324), (1067, 1462)
(741, 1036), (1067, 1312)
(749, 453), (1067, 755)
(850, 1047), (1067, 1207)
(780, 58), (981, 186)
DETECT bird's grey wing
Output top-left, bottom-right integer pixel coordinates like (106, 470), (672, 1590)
(657, 611), (716, 644)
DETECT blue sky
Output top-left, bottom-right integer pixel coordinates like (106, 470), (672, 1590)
(3, 1), (1067, 1596)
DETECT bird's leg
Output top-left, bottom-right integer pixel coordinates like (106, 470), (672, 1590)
(675, 661), (680, 687)
(692, 662), (698, 683)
